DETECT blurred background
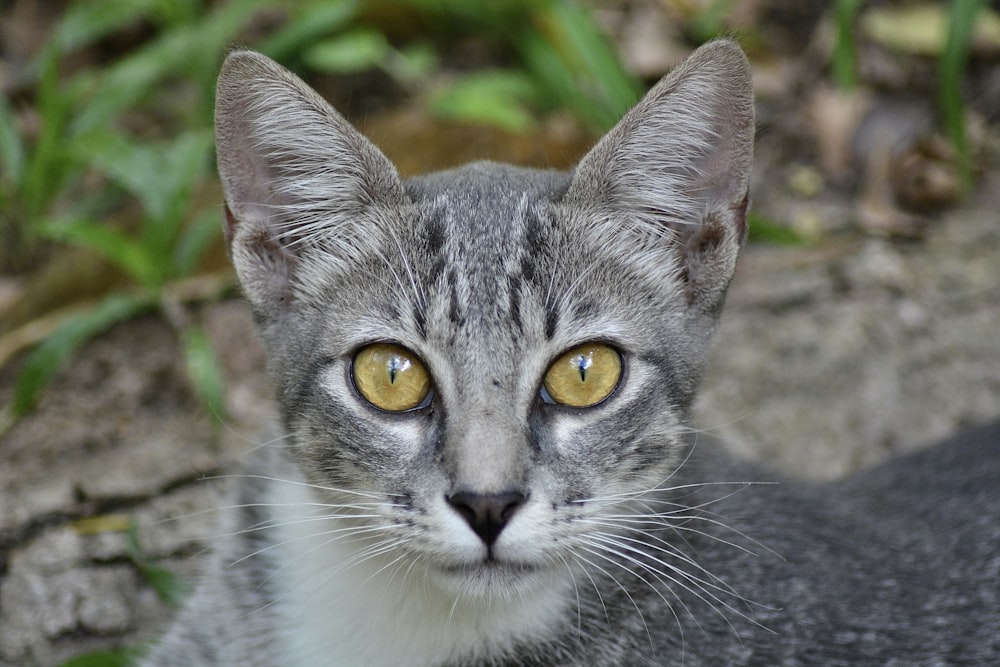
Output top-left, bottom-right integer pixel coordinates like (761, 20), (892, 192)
(1, 1), (998, 665)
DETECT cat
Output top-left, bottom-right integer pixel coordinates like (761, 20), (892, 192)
(140, 40), (1000, 666)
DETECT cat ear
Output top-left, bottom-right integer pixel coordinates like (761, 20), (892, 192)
(214, 49), (406, 312)
(566, 39), (754, 313)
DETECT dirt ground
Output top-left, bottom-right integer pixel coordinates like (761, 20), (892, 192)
(2, 13), (1000, 665)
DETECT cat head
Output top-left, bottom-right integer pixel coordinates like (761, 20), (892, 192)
(215, 40), (753, 599)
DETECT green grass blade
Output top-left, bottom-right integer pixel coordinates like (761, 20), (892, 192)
(54, 648), (142, 667)
(940, 0), (984, 188)
(833, 0), (864, 90)
(303, 29), (390, 73)
(68, 0), (270, 135)
(0, 95), (25, 188)
(747, 212), (809, 246)
(138, 560), (191, 607)
(429, 70), (540, 132)
(50, 0), (160, 55)
(23, 46), (74, 220)
(258, 0), (362, 61)
(12, 293), (154, 416)
(74, 129), (212, 224)
(70, 128), (213, 282)
(38, 217), (157, 286)
(524, 0), (640, 130)
(126, 521), (191, 607)
(543, 0), (640, 119)
(181, 326), (227, 423)
(171, 209), (221, 279)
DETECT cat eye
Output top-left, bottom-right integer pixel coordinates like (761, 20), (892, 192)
(542, 343), (622, 408)
(352, 343), (432, 412)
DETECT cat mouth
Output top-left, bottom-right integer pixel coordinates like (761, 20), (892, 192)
(432, 559), (543, 598)
(443, 557), (537, 573)
(438, 556), (541, 580)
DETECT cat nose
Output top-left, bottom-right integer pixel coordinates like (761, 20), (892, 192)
(446, 490), (527, 546)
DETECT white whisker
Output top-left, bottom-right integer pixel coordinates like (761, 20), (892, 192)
(204, 473), (391, 501)
(580, 532), (760, 637)
(569, 545), (658, 652)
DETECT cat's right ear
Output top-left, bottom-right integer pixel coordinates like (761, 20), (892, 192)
(214, 50), (406, 313)
(566, 39), (754, 315)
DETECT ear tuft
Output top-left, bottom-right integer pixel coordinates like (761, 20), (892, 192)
(682, 191), (749, 312)
(223, 203), (296, 308)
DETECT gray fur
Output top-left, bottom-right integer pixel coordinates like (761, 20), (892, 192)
(142, 41), (1000, 666)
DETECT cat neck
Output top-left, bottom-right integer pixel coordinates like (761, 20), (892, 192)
(264, 469), (574, 667)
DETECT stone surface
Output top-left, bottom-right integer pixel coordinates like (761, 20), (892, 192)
(695, 204), (1000, 478)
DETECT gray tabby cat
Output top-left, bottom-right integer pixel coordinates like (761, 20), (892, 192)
(142, 40), (1000, 666)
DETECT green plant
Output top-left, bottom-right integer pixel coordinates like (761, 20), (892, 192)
(292, 0), (641, 133)
(54, 649), (143, 667)
(8, 124), (226, 417)
(43, 130), (216, 289)
(127, 520), (191, 608)
(833, 0), (865, 90)
(1, 0), (283, 423)
(686, 0), (741, 44)
(940, 0), (984, 188)
(518, 0), (641, 131)
(0, 46), (77, 269)
(836, 1), (982, 189)
(1, 0), (255, 263)
(748, 212), (810, 246)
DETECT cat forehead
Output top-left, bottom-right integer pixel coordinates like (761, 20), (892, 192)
(400, 162), (573, 292)
(394, 162), (652, 329)
(404, 162), (570, 239)
(405, 161), (570, 204)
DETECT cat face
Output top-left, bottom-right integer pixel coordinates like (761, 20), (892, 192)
(266, 167), (702, 597)
(214, 41), (752, 599)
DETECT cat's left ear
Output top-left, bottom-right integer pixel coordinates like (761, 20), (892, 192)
(566, 39), (754, 313)
(214, 49), (407, 315)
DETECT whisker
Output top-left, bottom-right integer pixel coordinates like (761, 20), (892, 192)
(204, 473), (391, 501)
(574, 535), (697, 656)
(269, 534), (417, 620)
(228, 511), (393, 538)
(227, 520), (406, 568)
(568, 552), (612, 627)
(578, 519), (755, 599)
(579, 480), (772, 506)
(580, 532), (758, 636)
(578, 510), (774, 560)
(256, 525), (414, 601)
(569, 545), (658, 652)
(158, 499), (400, 533)
(554, 552), (585, 638)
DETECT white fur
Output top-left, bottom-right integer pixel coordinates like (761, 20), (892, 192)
(266, 480), (574, 667)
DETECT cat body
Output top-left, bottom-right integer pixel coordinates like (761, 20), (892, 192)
(141, 41), (1000, 666)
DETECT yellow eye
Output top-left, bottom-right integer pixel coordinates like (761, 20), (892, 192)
(352, 343), (432, 412)
(542, 343), (622, 408)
